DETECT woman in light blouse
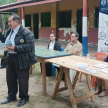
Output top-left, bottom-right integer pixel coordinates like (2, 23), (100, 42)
(41, 33), (61, 76)
(46, 33), (61, 76)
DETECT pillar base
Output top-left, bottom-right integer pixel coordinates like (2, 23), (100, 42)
(83, 37), (88, 56)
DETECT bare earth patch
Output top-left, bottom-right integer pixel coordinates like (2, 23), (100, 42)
(0, 63), (108, 108)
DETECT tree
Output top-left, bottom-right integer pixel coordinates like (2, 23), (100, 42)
(0, 0), (17, 5)
(0, 0), (17, 33)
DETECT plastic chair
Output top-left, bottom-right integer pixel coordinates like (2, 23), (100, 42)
(61, 47), (65, 51)
(52, 65), (56, 77)
(51, 47), (65, 77)
(79, 52), (108, 89)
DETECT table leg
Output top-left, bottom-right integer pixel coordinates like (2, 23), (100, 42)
(85, 74), (95, 101)
(64, 68), (77, 108)
(42, 62), (46, 95)
(52, 66), (63, 99)
(64, 73), (67, 87)
(29, 66), (32, 74)
(73, 72), (80, 90)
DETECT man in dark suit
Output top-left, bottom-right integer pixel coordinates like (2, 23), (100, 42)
(0, 14), (37, 107)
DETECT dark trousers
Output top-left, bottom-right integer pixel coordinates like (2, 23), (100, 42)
(40, 63), (60, 76)
(6, 54), (30, 100)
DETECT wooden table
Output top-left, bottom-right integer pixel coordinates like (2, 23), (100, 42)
(34, 47), (72, 95)
(46, 55), (108, 108)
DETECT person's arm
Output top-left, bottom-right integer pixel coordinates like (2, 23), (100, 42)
(54, 41), (61, 51)
(64, 43), (69, 52)
(68, 44), (82, 55)
(68, 50), (79, 55)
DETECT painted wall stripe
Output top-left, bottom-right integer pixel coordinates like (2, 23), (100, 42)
(83, 0), (87, 17)
(22, 19), (25, 27)
(21, 7), (25, 20)
(83, 37), (88, 56)
(21, 7), (25, 27)
(82, 0), (88, 56)
(82, 17), (87, 37)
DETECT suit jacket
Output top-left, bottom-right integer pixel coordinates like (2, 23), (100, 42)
(47, 40), (61, 51)
(1, 25), (37, 69)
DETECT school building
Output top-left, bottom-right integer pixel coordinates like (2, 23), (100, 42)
(0, 0), (99, 46)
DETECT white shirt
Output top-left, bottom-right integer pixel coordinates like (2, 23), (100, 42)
(49, 41), (55, 50)
(5, 25), (20, 53)
(5, 25), (20, 45)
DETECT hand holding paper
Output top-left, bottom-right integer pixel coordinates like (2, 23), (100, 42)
(5, 40), (12, 47)
(0, 40), (13, 51)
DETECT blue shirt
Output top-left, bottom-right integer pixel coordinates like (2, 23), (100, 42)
(5, 25), (20, 45)
(5, 25), (20, 53)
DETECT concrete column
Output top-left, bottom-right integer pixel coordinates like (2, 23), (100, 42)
(51, 2), (58, 39)
(82, 0), (88, 56)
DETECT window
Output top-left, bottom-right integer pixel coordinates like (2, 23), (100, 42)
(59, 11), (71, 28)
(25, 15), (31, 27)
(41, 12), (51, 27)
(94, 7), (99, 28)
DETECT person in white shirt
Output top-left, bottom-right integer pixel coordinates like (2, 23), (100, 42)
(41, 33), (61, 76)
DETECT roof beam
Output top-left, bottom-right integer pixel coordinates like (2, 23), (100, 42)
(0, 0), (63, 12)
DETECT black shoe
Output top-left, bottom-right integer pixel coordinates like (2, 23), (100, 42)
(17, 99), (29, 107)
(1, 98), (16, 104)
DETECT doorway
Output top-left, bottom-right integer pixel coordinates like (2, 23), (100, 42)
(33, 14), (39, 39)
(77, 9), (83, 43)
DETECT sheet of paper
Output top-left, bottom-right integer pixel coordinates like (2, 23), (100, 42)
(84, 68), (98, 74)
(76, 63), (89, 69)
(93, 64), (108, 68)
(5, 40), (12, 46)
(0, 43), (7, 49)
(100, 68), (108, 74)
(53, 63), (60, 67)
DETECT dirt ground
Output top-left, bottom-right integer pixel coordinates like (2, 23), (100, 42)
(0, 40), (107, 108)
(0, 63), (108, 108)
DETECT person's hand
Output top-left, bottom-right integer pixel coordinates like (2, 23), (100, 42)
(7, 45), (15, 51)
(0, 28), (2, 33)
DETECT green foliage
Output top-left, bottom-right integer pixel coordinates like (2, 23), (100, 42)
(0, 0), (17, 5)
(0, 0), (17, 32)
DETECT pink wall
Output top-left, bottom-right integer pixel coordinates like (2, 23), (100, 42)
(39, 27), (56, 39)
(58, 30), (72, 41)
(39, 27), (98, 45)
(39, 27), (72, 41)
(88, 28), (98, 45)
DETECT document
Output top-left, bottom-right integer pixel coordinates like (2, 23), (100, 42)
(0, 43), (7, 48)
(93, 64), (108, 68)
(76, 63), (89, 69)
(84, 68), (98, 74)
(100, 68), (108, 74)
(53, 63), (60, 67)
(0, 40), (12, 51)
